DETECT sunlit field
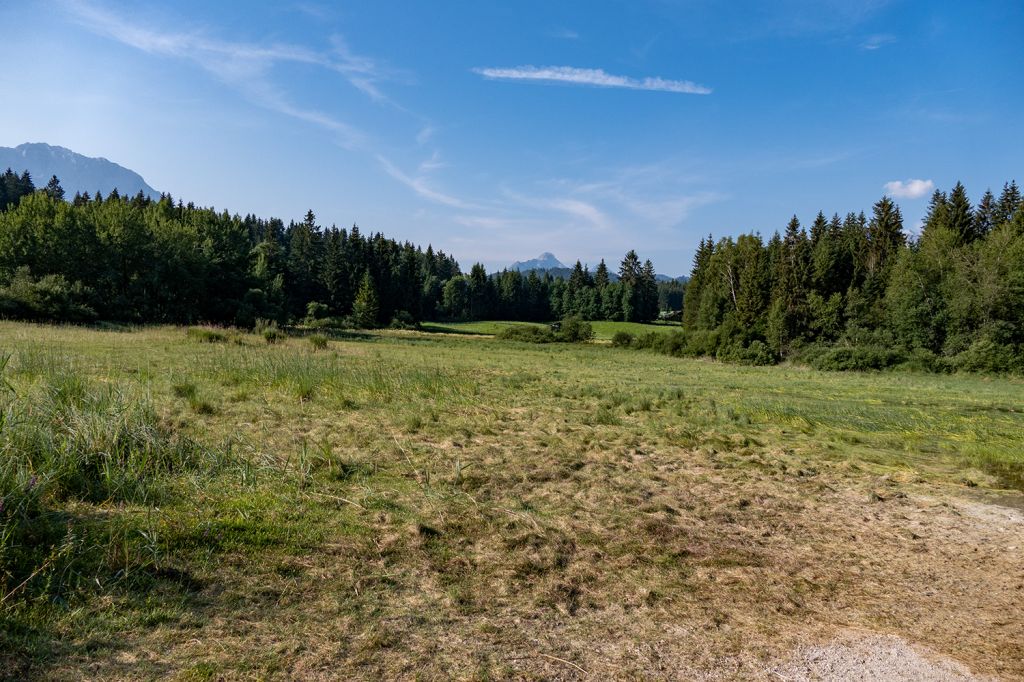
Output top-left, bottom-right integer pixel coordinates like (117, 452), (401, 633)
(2, 322), (1021, 680)
(420, 319), (679, 340)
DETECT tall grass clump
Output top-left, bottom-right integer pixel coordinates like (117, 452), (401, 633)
(0, 361), (217, 614)
(308, 333), (329, 351)
(186, 326), (227, 343)
(257, 319), (287, 345)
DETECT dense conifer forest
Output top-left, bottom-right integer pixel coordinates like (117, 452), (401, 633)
(1, 168), (1021, 371)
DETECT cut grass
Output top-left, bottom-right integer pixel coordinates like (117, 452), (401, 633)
(0, 321), (1021, 680)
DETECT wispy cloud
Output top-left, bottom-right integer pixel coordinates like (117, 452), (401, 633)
(472, 66), (711, 95)
(63, 0), (392, 146)
(861, 33), (895, 50)
(376, 155), (474, 209)
(549, 29), (580, 40)
(415, 125), (436, 146)
(502, 190), (612, 231)
(884, 178), (934, 199)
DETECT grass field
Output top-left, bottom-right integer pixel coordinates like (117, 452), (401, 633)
(420, 319), (679, 340)
(1, 322), (1022, 680)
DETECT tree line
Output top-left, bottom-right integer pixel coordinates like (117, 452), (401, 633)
(682, 181), (1023, 372)
(0, 171), (668, 326)
(2, 169), (1022, 371)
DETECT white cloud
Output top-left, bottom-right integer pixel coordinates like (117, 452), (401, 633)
(861, 33), (896, 50)
(549, 29), (580, 40)
(376, 155), (474, 209)
(472, 66), (711, 95)
(884, 178), (934, 199)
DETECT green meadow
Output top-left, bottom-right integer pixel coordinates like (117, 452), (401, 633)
(1, 322), (1022, 680)
(420, 319), (679, 340)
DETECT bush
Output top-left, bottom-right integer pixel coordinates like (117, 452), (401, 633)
(808, 345), (905, 372)
(953, 337), (1024, 374)
(497, 325), (555, 343)
(304, 301), (329, 324)
(186, 326), (227, 343)
(309, 333), (329, 351)
(0, 267), (96, 322)
(556, 316), (594, 343)
(389, 310), (419, 330)
(632, 332), (663, 350)
(611, 331), (634, 348)
(717, 340), (778, 366)
(898, 347), (953, 373)
(684, 329), (721, 357)
(657, 332), (688, 357)
(307, 316), (352, 330)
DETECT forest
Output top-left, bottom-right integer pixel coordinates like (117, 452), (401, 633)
(1, 168), (1022, 371)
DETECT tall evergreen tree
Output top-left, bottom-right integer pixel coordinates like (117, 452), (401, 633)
(946, 181), (976, 245)
(352, 271), (379, 328)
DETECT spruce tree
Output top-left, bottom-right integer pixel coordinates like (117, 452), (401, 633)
(44, 176), (65, 202)
(922, 190), (949, 237)
(995, 181), (1021, 226)
(975, 190), (996, 237)
(594, 259), (610, 288)
(352, 272), (380, 328)
(946, 182), (976, 244)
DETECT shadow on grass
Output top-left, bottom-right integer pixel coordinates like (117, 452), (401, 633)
(418, 323), (494, 336)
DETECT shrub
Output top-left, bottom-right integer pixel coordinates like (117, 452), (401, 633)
(0, 267), (97, 322)
(309, 333), (329, 351)
(497, 325), (555, 343)
(611, 331), (634, 348)
(633, 332), (663, 350)
(389, 310), (419, 330)
(717, 340), (778, 366)
(685, 329), (721, 357)
(657, 332), (688, 357)
(186, 327), (227, 343)
(808, 345), (905, 372)
(953, 337), (1024, 374)
(898, 347), (953, 373)
(304, 301), (329, 324)
(556, 316), (594, 343)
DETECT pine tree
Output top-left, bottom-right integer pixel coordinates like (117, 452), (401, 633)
(352, 272), (379, 328)
(618, 250), (641, 285)
(44, 176), (65, 202)
(682, 237), (713, 329)
(922, 190), (949, 237)
(594, 259), (610, 288)
(946, 181), (976, 244)
(866, 196), (905, 276)
(639, 259), (659, 321)
(975, 189), (996, 237)
(995, 181), (1021, 227)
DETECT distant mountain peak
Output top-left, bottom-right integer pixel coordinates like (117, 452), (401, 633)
(0, 142), (159, 198)
(509, 252), (567, 271)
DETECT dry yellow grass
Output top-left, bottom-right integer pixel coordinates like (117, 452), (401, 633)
(1, 322), (1021, 680)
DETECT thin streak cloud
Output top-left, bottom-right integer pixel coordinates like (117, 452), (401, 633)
(376, 155), (474, 209)
(472, 66), (711, 95)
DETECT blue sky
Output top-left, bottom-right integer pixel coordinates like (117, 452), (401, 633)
(1, 1), (1021, 274)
